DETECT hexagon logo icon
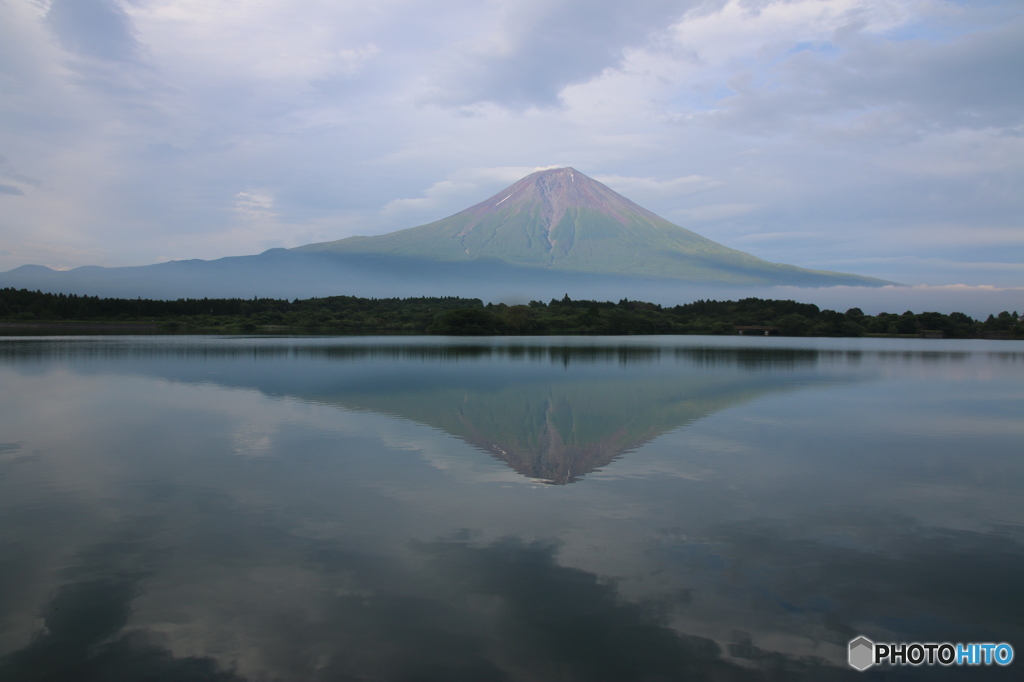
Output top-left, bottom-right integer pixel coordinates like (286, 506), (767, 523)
(848, 636), (875, 671)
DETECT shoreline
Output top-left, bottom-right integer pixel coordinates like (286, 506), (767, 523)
(0, 321), (162, 332)
(0, 322), (1019, 341)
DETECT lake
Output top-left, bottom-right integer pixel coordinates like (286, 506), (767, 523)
(1, 335), (1022, 681)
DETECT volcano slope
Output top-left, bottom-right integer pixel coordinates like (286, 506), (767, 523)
(295, 167), (887, 287)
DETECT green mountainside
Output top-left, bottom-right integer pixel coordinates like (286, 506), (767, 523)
(296, 167), (889, 286)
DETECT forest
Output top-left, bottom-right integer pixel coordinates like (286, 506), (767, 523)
(1, 288), (1021, 338)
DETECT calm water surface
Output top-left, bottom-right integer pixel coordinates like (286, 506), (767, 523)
(1, 335), (1022, 681)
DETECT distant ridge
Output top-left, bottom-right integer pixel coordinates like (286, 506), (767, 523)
(296, 167), (889, 287)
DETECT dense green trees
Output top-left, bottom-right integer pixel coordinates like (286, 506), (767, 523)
(0, 289), (481, 334)
(426, 295), (1019, 337)
(1, 288), (1021, 338)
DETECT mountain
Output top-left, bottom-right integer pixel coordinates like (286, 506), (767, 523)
(294, 167), (886, 286)
(0, 167), (891, 299)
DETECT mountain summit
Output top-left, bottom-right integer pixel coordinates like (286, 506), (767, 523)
(296, 167), (885, 286)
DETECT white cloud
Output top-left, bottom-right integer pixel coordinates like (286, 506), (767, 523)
(595, 174), (725, 200)
(127, 0), (384, 84)
(234, 189), (276, 220)
(378, 166), (545, 226)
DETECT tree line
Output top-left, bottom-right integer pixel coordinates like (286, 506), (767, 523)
(1, 288), (1021, 338)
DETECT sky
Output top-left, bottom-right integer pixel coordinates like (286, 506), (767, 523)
(0, 0), (1022, 288)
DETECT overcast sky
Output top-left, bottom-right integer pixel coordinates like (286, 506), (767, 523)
(1, 0), (1021, 286)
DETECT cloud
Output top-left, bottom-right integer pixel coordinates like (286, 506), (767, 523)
(0, 155), (43, 189)
(673, 203), (761, 223)
(0, 184), (25, 196)
(127, 1), (383, 87)
(0, 570), (245, 681)
(694, 8), (1024, 136)
(46, 0), (141, 62)
(378, 166), (542, 225)
(234, 190), (276, 220)
(731, 231), (818, 244)
(595, 174), (725, 200)
(424, 0), (701, 108)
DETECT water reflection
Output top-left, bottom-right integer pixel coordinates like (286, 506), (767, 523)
(0, 538), (243, 682)
(319, 371), (827, 485)
(1, 336), (1023, 681)
(0, 338), (842, 485)
(0, 531), (843, 682)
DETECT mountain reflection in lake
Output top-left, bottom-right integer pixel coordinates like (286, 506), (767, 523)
(1, 335), (1022, 681)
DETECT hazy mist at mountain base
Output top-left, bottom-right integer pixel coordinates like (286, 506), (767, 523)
(2, 252), (1018, 318)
